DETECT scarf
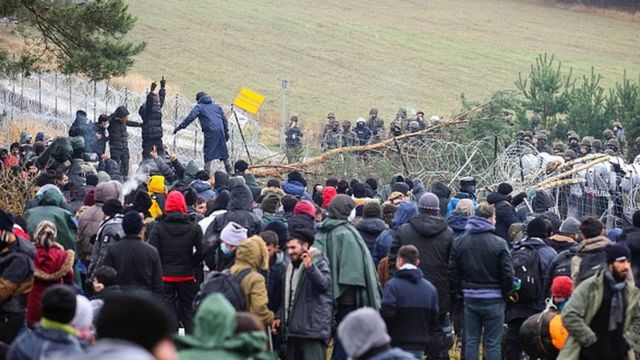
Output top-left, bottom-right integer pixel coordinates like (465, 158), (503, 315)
(40, 317), (79, 337)
(604, 270), (626, 331)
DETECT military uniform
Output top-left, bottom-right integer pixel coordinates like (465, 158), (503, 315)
(322, 119), (342, 150)
(285, 116), (304, 163)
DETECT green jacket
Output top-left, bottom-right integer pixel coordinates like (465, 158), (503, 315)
(176, 294), (274, 360)
(559, 270), (640, 360)
(24, 189), (77, 251)
(315, 218), (381, 309)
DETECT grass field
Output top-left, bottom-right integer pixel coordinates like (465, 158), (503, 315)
(127, 0), (640, 124)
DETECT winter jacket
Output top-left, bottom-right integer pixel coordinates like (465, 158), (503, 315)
(107, 115), (141, 151)
(559, 270), (640, 360)
(75, 181), (122, 263)
(282, 248), (333, 343)
(103, 235), (163, 294)
(68, 111), (89, 138)
(547, 234), (577, 254)
(448, 216), (514, 298)
(543, 244), (578, 299)
(191, 180), (216, 200)
(175, 294), (271, 360)
(367, 348), (416, 360)
(315, 218), (381, 309)
(431, 182), (451, 218)
(139, 89), (165, 143)
(230, 236), (274, 325)
(0, 237), (35, 315)
(283, 180), (312, 201)
(619, 226), (640, 286)
(378, 173), (409, 203)
(149, 211), (206, 278)
(240, 173), (262, 202)
(26, 245), (74, 325)
(506, 237), (557, 321)
(71, 339), (154, 360)
(265, 251), (288, 313)
(571, 235), (612, 286)
(87, 215), (124, 280)
(8, 326), (83, 359)
(24, 189), (77, 251)
(446, 192), (477, 216)
(381, 266), (438, 351)
(446, 213), (468, 237)
(486, 192), (518, 241)
(205, 184), (262, 246)
(356, 217), (388, 254)
(85, 123), (107, 156)
(371, 202), (418, 266)
(177, 95), (229, 162)
(389, 213), (453, 315)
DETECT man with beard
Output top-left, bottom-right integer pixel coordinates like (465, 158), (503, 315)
(559, 243), (640, 360)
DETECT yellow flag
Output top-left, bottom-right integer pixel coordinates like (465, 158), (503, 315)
(233, 87), (265, 115)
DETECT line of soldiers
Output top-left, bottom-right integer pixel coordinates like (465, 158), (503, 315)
(518, 121), (640, 163)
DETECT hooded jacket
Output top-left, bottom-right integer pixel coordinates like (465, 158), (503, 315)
(177, 95), (229, 162)
(356, 217), (389, 254)
(103, 235), (163, 294)
(176, 294), (271, 360)
(372, 202), (417, 266)
(148, 192), (206, 279)
(449, 216), (514, 298)
(283, 180), (312, 201)
(107, 112), (141, 151)
(431, 182), (451, 218)
(139, 88), (165, 142)
(75, 181), (123, 263)
(0, 237), (35, 315)
(381, 267), (439, 351)
(570, 235), (612, 286)
(8, 326), (84, 360)
(315, 218), (382, 309)
(71, 339), (155, 360)
(206, 184), (262, 246)
(230, 236), (274, 325)
(559, 270), (640, 360)
(390, 213), (453, 315)
(486, 192), (518, 241)
(282, 248), (333, 343)
(148, 175), (166, 219)
(446, 213), (468, 236)
(24, 190), (77, 251)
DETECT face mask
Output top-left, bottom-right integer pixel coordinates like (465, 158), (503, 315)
(220, 242), (230, 255)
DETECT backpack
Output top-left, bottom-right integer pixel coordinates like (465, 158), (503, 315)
(87, 215), (124, 279)
(511, 242), (542, 302)
(575, 250), (607, 283)
(194, 268), (252, 312)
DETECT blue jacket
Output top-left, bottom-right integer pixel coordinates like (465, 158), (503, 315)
(191, 180), (216, 200)
(371, 202), (417, 266)
(282, 180), (312, 201)
(446, 192), (477, 216)
(178, 95), (229, 162)
(381, 267), (439, 351)
(8, 327), (84, 359)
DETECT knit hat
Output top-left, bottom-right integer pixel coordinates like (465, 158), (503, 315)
(0, 209), (14, 232)
(418, 192), (440, 213)
(264, 221), (288, 249)
(84, 190), (96, 206)
(122, 211), (144, 235)
(337, 307), (391, 359)
(321, 186), (337, 208)
(606, 244), (631, 265)
(288, 217), (315, 245)
(41, 285), (77, 324)
(34, 220), (57, 249)
(498, 183), (513, 196)
(165, 191), (188, 214)
(293, 200), (316, 218)
(220, 221), (248, 246)
(195, 170), (210, 182)
(71, 295), (93, 329)
(96, 293), (172, 353)
(97, 171), (111, 183)
(86, 174), (99, 187)
(392, 182), (410, 195)
(287, 170), (307, 187)
(102, 199), (123, 217)
(559, 217), (580, 235)
(527, 217), (548, 239)
(551, 276), (573, 299)
(351, 182), (366, 198)
(261, 193), (281, 214)
(363, 201), (382, 219)
(365, 178), (378, 191)
(328, 194), (355, 220)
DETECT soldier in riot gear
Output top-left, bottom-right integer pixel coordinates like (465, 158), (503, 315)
(603, 128), (614, 142)
(414, 111), (427, 131)
(605, 138), (621, 157)
(535, 133), (552, 154)
(322, 119), (341, 150)
(285, 115), (304, 163)
(567, 132), (580, 154)
(563, 149), (576, 162)
(612, 121), (628, 157)
(353, 118), (372, 146)
(322, 112), (336, 143)
(591, 139), (603, 154)
(366, 108), (383, 132)
(389, 120), (403, 138)
(579, 137), (592, 157)
(522, 131), (534, 145)
(552, 142), (565, 155)
(341, 120), (356, 147)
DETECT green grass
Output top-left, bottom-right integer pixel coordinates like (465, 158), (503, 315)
(126, 0), (640, 124)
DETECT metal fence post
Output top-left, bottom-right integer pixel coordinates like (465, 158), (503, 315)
(54, 73), (58, 116)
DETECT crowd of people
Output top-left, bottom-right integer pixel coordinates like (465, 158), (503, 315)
(1, 92), (640, 360)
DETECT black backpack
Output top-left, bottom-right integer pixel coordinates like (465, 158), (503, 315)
(194, 268), (252, 312)
(511, 243), (542, 302)
(576, 250), (607, 283)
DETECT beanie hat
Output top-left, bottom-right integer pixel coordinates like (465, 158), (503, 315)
(0, 209), (14, 232)
(288, 217), (315, 245)
(527, 217), (548, 239)
(102, 199), (123, 217)
(113, 105), (129, 118)
(195, 170), (210, 182)
(287, 170), (307, 187)
(351, 182), (366, 198)
(260, 193), (281, 214)
(551, 276), (573, 299)
(220, 221), (248, 246)
(71, 295), (93, 329)
(234, 160), (249, 174)
(122, 211), (144, 235)
(86, 174), (99, 187)
(293, 200), (316, 218)
(498, 183), (513, 195)
(96, 293), (171, 353)
(559, 217), (581, 235)
(266, 179), (281, 188)
(165, 191), (188, 214)
(606, 243), (631, 265)
(321, 186), (337, 208)
(83, 190), (96, 206)
(392, 182), (410, 195)
(34, 220), (57, 249)
(41, 285), (77, 324)
(418, 192), (440, 213)
(365, 178), (378, 191)
(363, 201), (382, 219)
(264, 221), (288, 249)
(281, 195), (298, 213)
(97, 171), (111, 183)
(337, 307), (391, 359)
(328, 194), (355, 220)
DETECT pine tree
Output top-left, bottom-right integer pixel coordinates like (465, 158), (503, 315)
(0, 0), (145, 80)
